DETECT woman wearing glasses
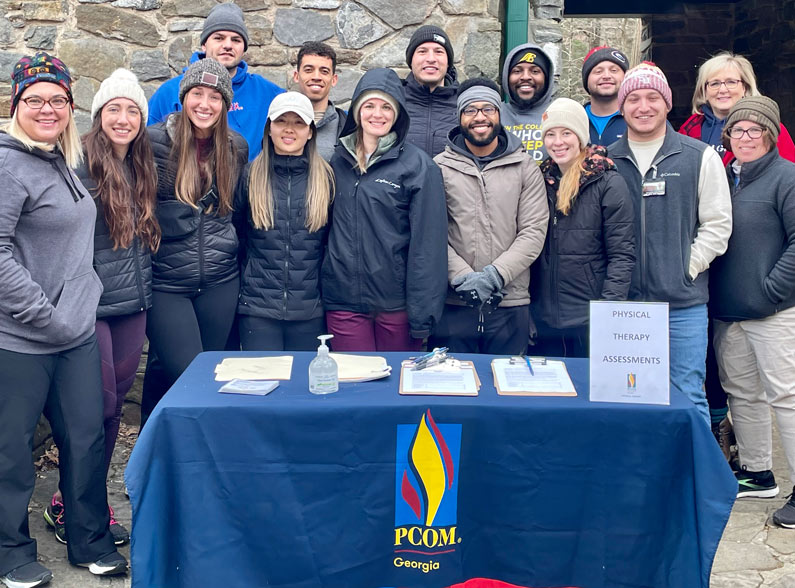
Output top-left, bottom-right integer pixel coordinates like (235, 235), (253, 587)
(679, 52), (795, 455)
(680, 52), (795, 164)
(531, 98), (635, 357)
(710, 96), (795, 529)
(0, 53), (128, 588)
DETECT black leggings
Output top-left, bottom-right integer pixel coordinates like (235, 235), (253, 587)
(239, 315), (326, 351)
(141, 279), (239, 425)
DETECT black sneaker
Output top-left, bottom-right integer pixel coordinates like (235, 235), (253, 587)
(0, 561), (53, 588)
(773, 487), (795, 529)
(108, 505), (130, 546)
(736, 467), (779, 498)
(77, 551), (128, 576)
(42, 496), (66, 544)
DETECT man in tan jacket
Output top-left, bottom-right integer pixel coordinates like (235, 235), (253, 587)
(429, 78), (548, 354)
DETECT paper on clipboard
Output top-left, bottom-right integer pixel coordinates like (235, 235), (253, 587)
(491, 358), (576, 396)
(399, 360), (480, 396)
(214, 356), (293, 381)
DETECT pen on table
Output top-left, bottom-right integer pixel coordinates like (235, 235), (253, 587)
(524, 355), (534, 376)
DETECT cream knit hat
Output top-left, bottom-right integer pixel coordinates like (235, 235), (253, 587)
(91, 68), (148, 122)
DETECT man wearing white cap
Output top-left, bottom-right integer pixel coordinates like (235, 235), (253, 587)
(608, 62), (732, 426)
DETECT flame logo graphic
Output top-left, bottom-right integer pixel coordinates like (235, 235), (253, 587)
(400, 409), (455, 526)
(627, 373), (636, 389)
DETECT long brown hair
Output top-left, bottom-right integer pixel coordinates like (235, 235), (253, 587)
(83, 114), (160, 251)
(248, 121), (334, 232)
(170, 100), (237, 216)
(556, 149), (589, 215)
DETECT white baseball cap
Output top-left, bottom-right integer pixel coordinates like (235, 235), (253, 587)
(267, 91), (314, 125)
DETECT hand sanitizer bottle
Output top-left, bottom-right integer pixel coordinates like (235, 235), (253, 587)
(309, 334), (338, 394)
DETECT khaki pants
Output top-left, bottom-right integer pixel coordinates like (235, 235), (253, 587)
(713, 306), (795, 480)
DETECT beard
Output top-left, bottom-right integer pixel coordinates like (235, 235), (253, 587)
(510, 84), (545, 110)
(461, 122), (500, 147)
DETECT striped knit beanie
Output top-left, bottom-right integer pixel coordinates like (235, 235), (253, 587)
(617, 61), (672, 111)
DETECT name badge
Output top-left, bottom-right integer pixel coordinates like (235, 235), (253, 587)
(642, 180), (666, 197)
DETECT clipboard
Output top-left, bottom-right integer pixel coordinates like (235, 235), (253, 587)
(399, 360), (481, 396)
(491, 357), (576, 396)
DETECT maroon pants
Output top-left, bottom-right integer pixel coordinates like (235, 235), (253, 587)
(325, 310), (423, 352)
(95, 311), (146, 476)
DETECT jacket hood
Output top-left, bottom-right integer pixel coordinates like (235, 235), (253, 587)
(339, 68), (410, 145)
(0, 132), (86, 202)
(444, 123), (522, 161)
(501, 43), (556, 113)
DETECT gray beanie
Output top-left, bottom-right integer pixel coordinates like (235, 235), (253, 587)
(201, 3), (249, 51)
(179, 58), (234, 107)
(724, 95), (781, 144)
(456, 85), (502, 119)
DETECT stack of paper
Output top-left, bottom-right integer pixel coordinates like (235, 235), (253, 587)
(399, 360), (481, 396)
(329, 353), (391, 382)
(491, 358), (576, 396)
(214, 356), (294, 381)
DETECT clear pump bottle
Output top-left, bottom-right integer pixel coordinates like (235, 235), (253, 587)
(309, 334), (338, 394)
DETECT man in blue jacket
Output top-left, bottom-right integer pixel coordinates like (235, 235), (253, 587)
(582, 46), (629, 146)
(147, 2), (283, 160)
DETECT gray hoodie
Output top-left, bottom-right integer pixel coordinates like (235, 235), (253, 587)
(0, 133), (102, 354)
(501, 43), (556, 163)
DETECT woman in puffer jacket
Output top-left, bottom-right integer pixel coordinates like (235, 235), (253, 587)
(234, 92), (334, 350)
(531, 98), (636, 357)
(141, 58), (247, 425)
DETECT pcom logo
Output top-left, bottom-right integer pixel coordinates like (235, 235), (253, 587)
(394, 410), (462, 573)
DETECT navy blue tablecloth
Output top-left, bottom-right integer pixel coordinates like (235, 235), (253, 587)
(125, 352), (736, 588)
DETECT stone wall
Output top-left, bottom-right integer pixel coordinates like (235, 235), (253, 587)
(0, 0), (503, 130)
(648, 0), (795, 131)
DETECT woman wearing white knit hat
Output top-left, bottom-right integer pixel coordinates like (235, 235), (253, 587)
(43, 68), (160, 548)
(531, 97), (636, 356)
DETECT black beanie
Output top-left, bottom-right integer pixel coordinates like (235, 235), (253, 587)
(581, 46), (629, 93)
(406, 25), (454, 67)
(508, 47), (551, 80)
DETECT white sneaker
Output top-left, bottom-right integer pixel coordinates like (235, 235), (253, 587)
(0, 561), (53, 588)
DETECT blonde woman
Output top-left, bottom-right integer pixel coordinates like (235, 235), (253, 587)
(680, 52), (795, 163)
(532, 98), (635, 357)
(0, 52), (128, 587)
(141, 58), (248, 424)
(234, 92), (334, 350)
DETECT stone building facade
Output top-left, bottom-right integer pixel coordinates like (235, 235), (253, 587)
(0, 0), (502, 129)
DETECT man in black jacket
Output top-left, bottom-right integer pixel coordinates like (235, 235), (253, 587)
(403, 25), (459, 157)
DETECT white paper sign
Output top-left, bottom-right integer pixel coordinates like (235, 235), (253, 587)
(589, 301), (669, 405)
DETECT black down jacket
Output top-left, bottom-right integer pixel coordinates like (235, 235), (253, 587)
(75, 160), (153, 319)
(402, 71), (459, 158)
(322, 68), (448, 339)
(148, 116), (248, 294)
(234, 151), (328, 320)
(532, 146), (636, 330)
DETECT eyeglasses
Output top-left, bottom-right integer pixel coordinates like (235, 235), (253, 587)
(706, 79), (742, 91)
(728, 126), (765, 139)
(461, 105), (498, 117)
(20, 95), (71, 110)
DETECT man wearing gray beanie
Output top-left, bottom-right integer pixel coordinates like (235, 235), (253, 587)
(147, 2), (284, 161)
(429, 78), (548, 354)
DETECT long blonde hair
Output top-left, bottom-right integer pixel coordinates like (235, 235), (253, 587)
(556, 149), (589, 215)
(3, 109), (83, 168)
(691, 52), (760, 115)
(248, 121), (334, 232)
(170, 105), (237, 216)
